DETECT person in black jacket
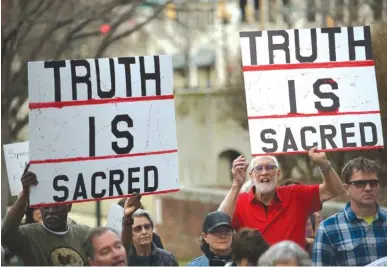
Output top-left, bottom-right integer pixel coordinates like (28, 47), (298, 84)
(117, 198), (164, 249)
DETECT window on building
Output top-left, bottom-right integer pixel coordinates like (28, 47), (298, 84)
(217, 150), (241, 187)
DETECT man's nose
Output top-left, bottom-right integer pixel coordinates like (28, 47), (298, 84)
(364, 182), (372, 191)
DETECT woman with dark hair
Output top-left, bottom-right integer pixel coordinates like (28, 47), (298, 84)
(187, 211), (233, 266)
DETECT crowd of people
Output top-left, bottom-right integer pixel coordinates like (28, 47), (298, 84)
(1, 148), (387, 266)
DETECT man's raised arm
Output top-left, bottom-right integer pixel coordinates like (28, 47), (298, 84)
(1, 164), (37, 251)
(218, 155), (249, 218)
(308, 147), (346, 202)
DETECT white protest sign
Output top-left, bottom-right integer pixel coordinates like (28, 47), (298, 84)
(28, 56), (179, 206)
(239, 26), (383, 156)
(3, 141), (29, 196)
(106, 204), (124, 236)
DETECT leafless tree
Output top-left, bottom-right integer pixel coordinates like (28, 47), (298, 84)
(1, 0), (171, 217)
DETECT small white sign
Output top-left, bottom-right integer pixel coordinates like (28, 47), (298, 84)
(3, 141), (29, 196)
(239, 26), (384, 156)
(28, 55), (180, 206)
(106, 204), (124, 236)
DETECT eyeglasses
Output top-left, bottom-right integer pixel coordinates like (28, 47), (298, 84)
(132, 223), (152, 233)
(348, 179), (380, 189)
(252, 164), (277, 173)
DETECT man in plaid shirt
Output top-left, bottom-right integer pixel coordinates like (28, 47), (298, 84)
(312, 157), (387, 266)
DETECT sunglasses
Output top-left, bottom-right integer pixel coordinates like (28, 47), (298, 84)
(252, 164), (277, 173)
(132, 223), (152, 233)
(348, 179), (380, 189)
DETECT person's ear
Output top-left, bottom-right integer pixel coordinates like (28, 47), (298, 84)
(202, 232), (209, 243)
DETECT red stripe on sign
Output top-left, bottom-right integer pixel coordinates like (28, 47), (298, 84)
(252, 146), (384, 157)
(29, 94), (174, 109)
(29, 188), (180, 208)
(248, 110), (380, 120)
(243, 60), (374, 72)
(30, 149), (178, 164)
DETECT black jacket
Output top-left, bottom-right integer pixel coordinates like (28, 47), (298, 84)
(128, 242), (179, 266)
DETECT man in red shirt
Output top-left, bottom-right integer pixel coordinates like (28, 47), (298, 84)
(218, 147), (345, 248)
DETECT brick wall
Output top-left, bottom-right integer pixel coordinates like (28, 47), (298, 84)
(156, 197), (219, 260)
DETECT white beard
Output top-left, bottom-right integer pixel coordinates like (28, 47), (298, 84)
(254, 179), (276, 194)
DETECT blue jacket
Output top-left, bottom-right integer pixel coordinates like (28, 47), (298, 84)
(187, 255), (209, 266)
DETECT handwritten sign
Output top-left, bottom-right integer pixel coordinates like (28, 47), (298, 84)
(239, 26), (383, 156)
(3, 141), (29, 196)
(28, 55), (180, 206)
(106, 204), (124, 236)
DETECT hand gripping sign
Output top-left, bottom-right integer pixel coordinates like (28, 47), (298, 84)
(239, 26), (384, 156)
(28, 56), (179, 207)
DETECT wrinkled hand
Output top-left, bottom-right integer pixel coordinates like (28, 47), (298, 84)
(21, 163), (38, 195)
(308, 147), (329, 167)
(124, 194), (142, 218)
(231, 155), (249, 187)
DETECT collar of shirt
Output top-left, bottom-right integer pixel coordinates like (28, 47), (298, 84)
(344, 202), (386, 223)
(248, 185), (283, 204)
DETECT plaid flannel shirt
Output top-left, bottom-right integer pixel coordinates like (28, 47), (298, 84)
(312, 203), (387, 266)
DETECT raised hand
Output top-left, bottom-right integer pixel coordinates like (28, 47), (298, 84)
(124, 193), (142, 218)
(308, 147), (329, 167)
(231, 155), (249, 187)
(21, 163), (38, 195)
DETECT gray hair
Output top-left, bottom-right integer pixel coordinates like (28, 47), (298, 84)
(132, 208), (154, 228)
(250, 156), (279, 171)
(83, 227), (118, 259)
(258, 241), (311, 266)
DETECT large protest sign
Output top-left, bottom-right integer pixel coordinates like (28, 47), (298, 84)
(3, 141), (29, 196)
(239, 26), (384, 156)
(28, 56), (179, 206)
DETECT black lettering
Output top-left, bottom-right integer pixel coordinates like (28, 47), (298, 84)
(53, 175), (69, 202)
(73, 173), (87, 200)
(283, 127), (298, 151)
(288, 80), (297, 113)
(320, 125), (338, 149)
(300, 126), (317, 150)
(321, 27), (342, 61)
(313, 78), (340, 112)
(144, 166), (159, 192)
(347, 26), (372, 60)
(44, 61), (66, 102)
(341, 123), (356, 147)
(261, 129), (278, 152)
(111, 114), (134, 154)
(360, 122), (378, 146)
(118, 57), (136, 97)
(128, 167), (140, 194)
(239, 31), (263, 65)
(139, 56), (161, 96)
(95, 58), (115, 98)
(294, 29), (317, 62)
(267, 30), (290, 64)
(91, 171), (106, 198)
(89, 117), (95, 157)
(109, 169), (124, 196)
(70, 60), (92, 100)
